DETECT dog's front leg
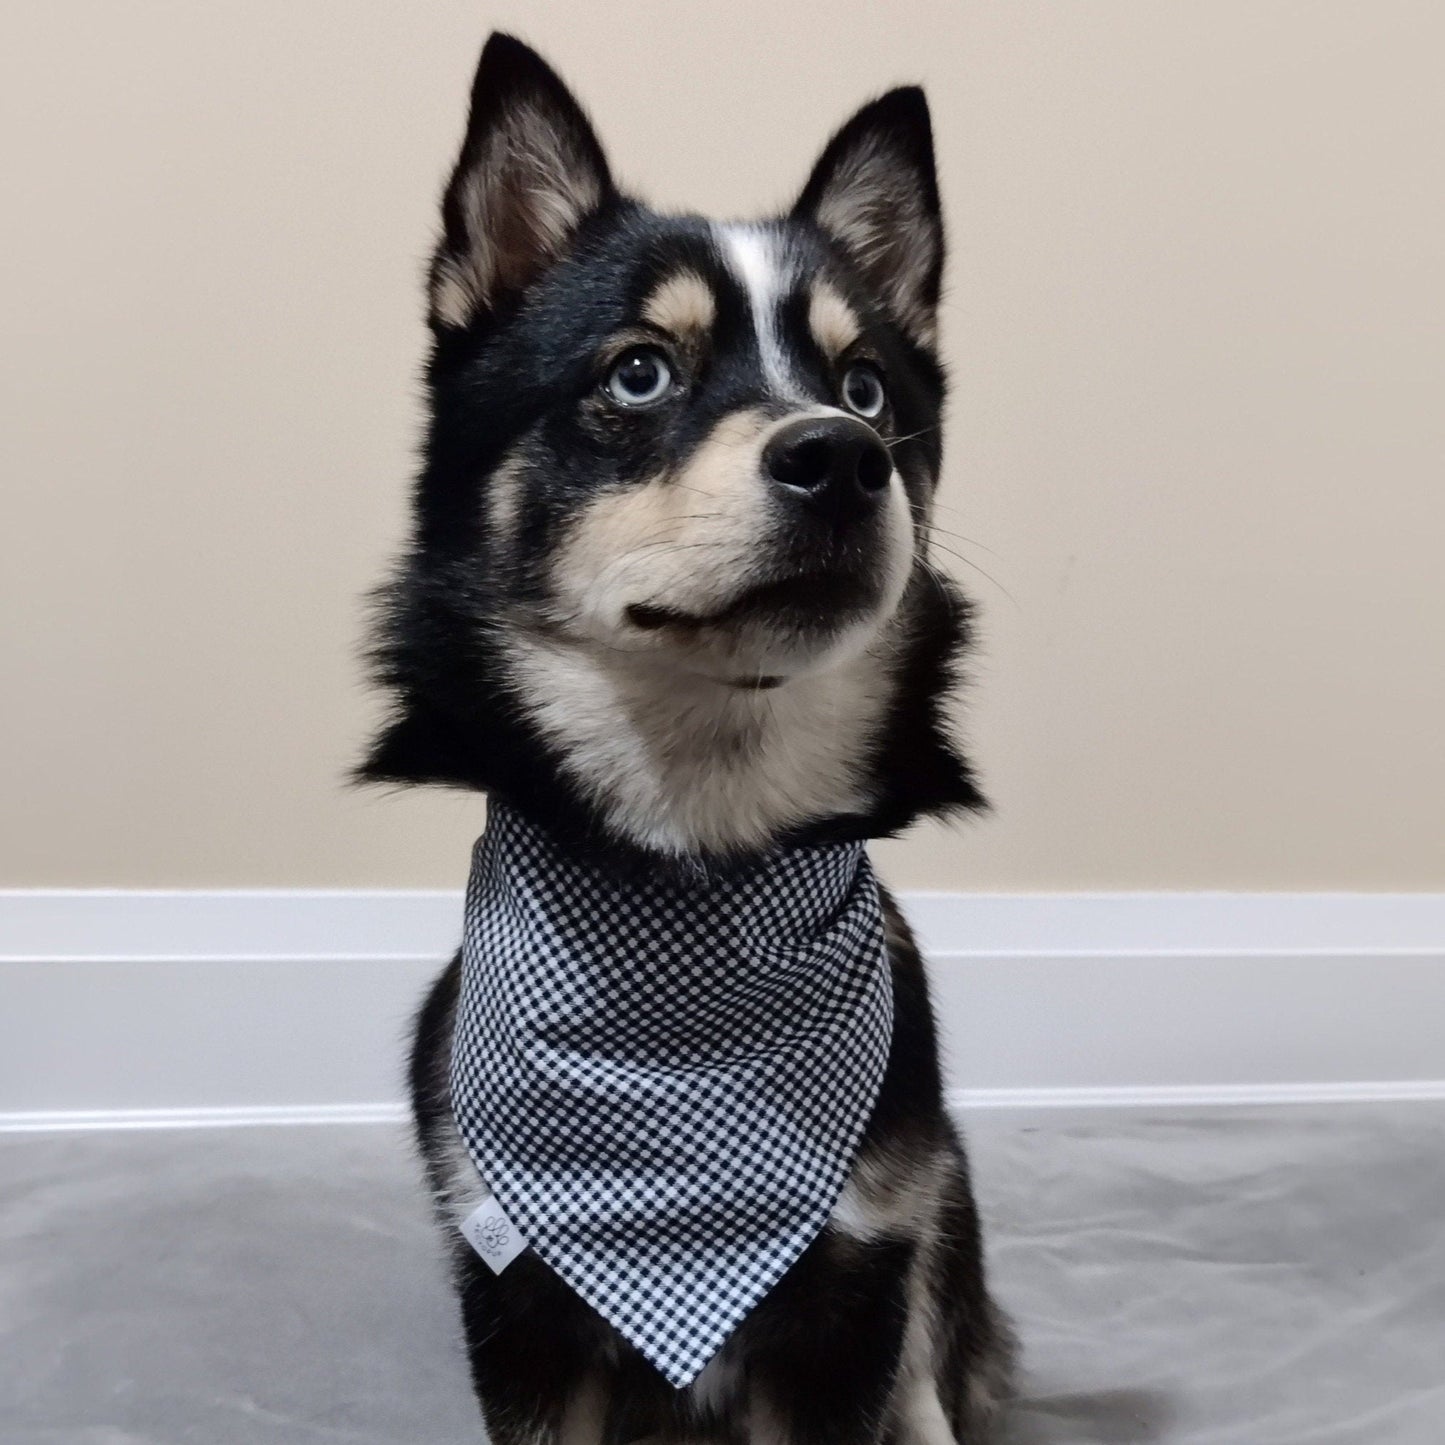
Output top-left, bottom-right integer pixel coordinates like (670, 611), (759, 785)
(456, 1258), (610, 1445)
(744, 1236), (912, 1445)
(557, 1371), (611, 1445)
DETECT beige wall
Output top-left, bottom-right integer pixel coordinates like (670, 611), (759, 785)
(3, 2), (1442, 892)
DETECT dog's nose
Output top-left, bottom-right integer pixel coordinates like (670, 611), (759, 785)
(763, 417), (892, 522)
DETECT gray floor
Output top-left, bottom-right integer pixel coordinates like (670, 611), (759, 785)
(3, 1107), (1443, 1444)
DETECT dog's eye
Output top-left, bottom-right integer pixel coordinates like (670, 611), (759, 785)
(605, 347), (674, 406)
(841, 363), (887, 420)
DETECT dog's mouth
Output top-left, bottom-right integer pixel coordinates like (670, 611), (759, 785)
(625, 569), (878, 637)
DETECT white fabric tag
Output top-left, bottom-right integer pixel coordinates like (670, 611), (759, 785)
(460, 1195), (528, 1274)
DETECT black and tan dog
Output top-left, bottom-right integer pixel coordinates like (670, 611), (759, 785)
(362, 32), (1012, 1445)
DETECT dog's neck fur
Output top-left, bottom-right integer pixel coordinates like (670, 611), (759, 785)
(500, 623), (900, 861)
(362, 567), (981, 866)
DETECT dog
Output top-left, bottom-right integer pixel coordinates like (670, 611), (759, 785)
(360, 32), (1014, 1445)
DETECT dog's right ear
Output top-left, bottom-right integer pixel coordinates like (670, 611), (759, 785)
(429, 34), (613, 330)
(793, 87), (943, 347)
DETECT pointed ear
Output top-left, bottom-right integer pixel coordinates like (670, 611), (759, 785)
(429, 34), (613, 330)
(792, 87), (943, 344)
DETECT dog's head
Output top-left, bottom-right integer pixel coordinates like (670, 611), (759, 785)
(363, 34), (982, 862)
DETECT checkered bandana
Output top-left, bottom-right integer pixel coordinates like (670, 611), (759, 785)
(450, 801), (894, 1388)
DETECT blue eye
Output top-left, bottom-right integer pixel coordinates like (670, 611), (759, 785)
(841, 362), (886, 419)
(606, 347), (674, 406)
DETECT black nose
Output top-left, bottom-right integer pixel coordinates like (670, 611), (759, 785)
(763, 417), (892, 522)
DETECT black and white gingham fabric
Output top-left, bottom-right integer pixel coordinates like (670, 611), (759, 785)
(450, 801), (894, 1388)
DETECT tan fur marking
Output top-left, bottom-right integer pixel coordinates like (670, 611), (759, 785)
(832, 1145), (950, 1242)
(642, 270), (717, 338)
(487, 456), (526, 542)
(550, 408), (777, 635)
(809, 279), (862, 355)
(431, 261), (477, 331)
(746, 1393), (792, 1445)
(557, 1371), (609, 1445)
(893, 1247), (956, 1445)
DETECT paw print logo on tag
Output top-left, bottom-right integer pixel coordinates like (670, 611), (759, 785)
(461, 1197), (528, 1275)
(477, 1216), (510, 1255)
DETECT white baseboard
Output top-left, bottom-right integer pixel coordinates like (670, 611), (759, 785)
(0, 1103), (410, 1134)
(3, 890), (1443, 1131)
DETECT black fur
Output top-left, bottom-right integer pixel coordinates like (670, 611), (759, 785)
(364, 31), (1011, 1443)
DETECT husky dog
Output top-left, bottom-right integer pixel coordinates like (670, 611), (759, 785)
(362, 32), (1012, 1445)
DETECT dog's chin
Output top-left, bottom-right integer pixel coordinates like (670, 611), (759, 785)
(614, 570), (903, 687)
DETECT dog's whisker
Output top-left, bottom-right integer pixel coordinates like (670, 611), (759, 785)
(925, 539), (1022, 612)
(923, 522), (1008, 562)
(885, 425), (941, 448)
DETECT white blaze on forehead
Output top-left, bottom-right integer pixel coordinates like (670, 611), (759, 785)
(717, 224), (803, 399)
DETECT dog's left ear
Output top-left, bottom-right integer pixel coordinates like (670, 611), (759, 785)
(793, 88), (943, 344)
(429, 34), (614, 330)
